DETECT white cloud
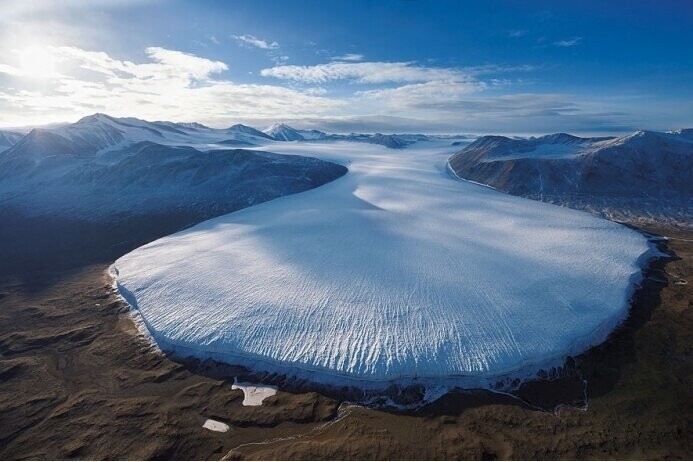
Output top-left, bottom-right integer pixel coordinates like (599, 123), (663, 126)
(232, 34), (279, 50)
(463, 64), (537, 74)
(260, 61), (475, 84)
(257, 61), (536, 120)
(508, 30), (527, 38)
(271, 55), (290, 65)
(0, 45), (340, 127)
(304, 87), (327, 96)
(145, 47), (228, 78)
(331, 53), (364, 62)
(0, 63), (24, 76)
(209, 35), (219, 45)
(47, 46), (228, 83)
(0, 45), (651, 134)
(357, 80), (486, 113)
(553, 37), (582, 47)
(260, 61), (535, 85)
(331, 93), (638, 134)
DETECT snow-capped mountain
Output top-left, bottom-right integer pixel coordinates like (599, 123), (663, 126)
(361, 133), (411, 149)
(264, 123), (305, 141)
(1, 113), (219, 161)
(329, 132), (430, 149)
(0, 130), (23, 152)
(168, 121), (210, 131)
(297, 129), (329, 140)
(227, 123), (274, 140)
(0, 114), (434, 179)
(262, 121), (433, 148)
(0, 114), (281, 170)
(1, 141), (346, 218)
(0, 114), (347, 220)
(263, 122), (431, 148)
(448, 129), (693, 224)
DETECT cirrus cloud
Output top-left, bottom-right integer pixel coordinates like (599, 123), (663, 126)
(553, 37), (582, 47)
(232, 34), (279, 50)
(260, 61), (474, 84)
(331, 53), (364, 62)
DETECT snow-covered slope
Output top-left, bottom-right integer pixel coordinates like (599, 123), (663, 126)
(363, 133), (413, 149)
(0, 129), (23, 152)
(448, 129), (693, 224)
(0, 115), (347, 220)
(264, 123), (430, 148)
(0, 114), (279, 163)
(297, 129), (329, 140)
(114, 140), (653, 386)
(227, 124), (274, 141)
(1, 142), (345, 218)
(264, 123), (305, 141)
(0, 113), (225, 162)
(323, 132), (427, 149)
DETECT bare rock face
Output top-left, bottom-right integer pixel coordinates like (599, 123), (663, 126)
(448, 129), (693, 224)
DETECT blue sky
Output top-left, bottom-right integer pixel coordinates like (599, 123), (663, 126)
(0, 0), (690, 134)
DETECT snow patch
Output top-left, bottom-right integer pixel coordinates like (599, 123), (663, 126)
(232, 379), (277, 406)
(202, 419), (229, 432)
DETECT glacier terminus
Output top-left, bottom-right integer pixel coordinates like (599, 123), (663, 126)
(113, 139), (654, 387)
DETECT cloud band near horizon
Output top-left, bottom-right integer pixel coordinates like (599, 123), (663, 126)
(0, 44), (686, 134)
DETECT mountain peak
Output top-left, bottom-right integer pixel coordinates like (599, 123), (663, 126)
(227, 123), (274, 140)
(267, 122), (292, 130)
(536, 132), (582, 144)
(76, 113), (116, 125)
(264, 123), (304, 141)
(668, 128), (693, 141)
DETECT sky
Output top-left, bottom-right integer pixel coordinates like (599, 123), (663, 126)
(0, 0), (691, 134)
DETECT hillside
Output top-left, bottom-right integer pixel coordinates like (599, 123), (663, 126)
(448, 129), (693, 224)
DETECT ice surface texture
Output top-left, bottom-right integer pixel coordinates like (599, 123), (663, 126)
(115, 140), (652, 382)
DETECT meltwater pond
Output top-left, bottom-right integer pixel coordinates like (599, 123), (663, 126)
(114, 140), (653, 386)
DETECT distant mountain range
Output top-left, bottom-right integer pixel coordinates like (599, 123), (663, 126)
(259, 122), (434, 148)
(0, 114), (347, 220)
(3, 113), (690, 226)
(448, 129), (693, 224)
(228, 123), (274, 140)
(0, 114), (438, 156)
(260, 122), (437, 148)
(0, 114), (446, 218)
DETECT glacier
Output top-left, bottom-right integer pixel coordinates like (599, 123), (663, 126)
(114, 139), (654, 386)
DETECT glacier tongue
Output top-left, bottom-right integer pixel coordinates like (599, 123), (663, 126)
(114, 140), (653, 384)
